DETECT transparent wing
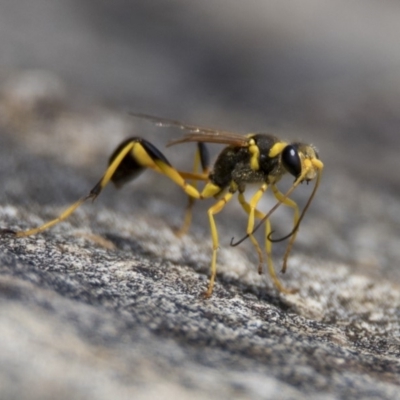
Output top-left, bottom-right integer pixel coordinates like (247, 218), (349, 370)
(130, 112), (249, 147)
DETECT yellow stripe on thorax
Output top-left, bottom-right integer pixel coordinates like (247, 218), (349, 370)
(269, 141), (288, 158)
(248, 138), (260, 170)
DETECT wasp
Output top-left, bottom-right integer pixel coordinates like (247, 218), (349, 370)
(1, 113), (323, 297)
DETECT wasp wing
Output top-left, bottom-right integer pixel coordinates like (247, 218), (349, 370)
(130, 112), (249, 147)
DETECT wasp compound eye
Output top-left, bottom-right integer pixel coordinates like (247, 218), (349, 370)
(282, 145), (301, 178)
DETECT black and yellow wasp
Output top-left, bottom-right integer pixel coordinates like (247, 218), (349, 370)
(1, 113), (323, 297)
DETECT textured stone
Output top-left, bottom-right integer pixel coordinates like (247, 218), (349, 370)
(1, 71), (400, 400)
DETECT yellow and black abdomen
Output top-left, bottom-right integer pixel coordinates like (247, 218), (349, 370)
(108, 137), (172, 188)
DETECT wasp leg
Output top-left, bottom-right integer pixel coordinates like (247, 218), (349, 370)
(175, 143), (210, 237)
(9, 138), (203, 238)
(203, 190), (234, 298)
(11, 140), (137, 237)
(264, 211), (297, 294)
(238, 187), (296, 294)
(271, 184), (300, 274)
(237, 183), (268, 274)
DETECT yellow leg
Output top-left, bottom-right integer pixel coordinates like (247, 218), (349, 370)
(264, 213), (296, 294)
(7, 139), (204, 239)
(175, 147), (209, 237)
(175, 196), (196, 238)
(237, 184), (268, 274)
(9, 141), (137, 238)
(238, 188), (295, 294)
(271, 184), (299, 273)
(177, 171), (209, 181)
(153, 160), (200, 199)
(14, 196), (91, 237)
(204, 191), (234, 298)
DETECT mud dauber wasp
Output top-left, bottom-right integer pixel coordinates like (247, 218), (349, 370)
(1, 113), (323, 297)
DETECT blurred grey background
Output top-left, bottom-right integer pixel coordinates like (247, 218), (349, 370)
(2, 3), (400, 398)
(1, 0), (400, 281)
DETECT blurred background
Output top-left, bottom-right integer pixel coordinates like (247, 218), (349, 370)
(1, 0), (400, 282)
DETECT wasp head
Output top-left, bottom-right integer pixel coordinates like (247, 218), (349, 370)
(282, 143), (323, 182)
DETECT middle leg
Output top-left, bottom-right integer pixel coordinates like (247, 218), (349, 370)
(175, 142), (210, 237)
(237, 183), (268, 274)
(238, 186), (296, 293)
(204, 189), (234, 298)
(271, 184), (300, 273)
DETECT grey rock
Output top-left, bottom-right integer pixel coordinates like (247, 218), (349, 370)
(0, 70), (400, 400)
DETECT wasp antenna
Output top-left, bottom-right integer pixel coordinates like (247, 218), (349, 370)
(230, 234), (249, 247)
(231, 167), (320, 248)
(267, 227), (297, 243)
(251, 175), (304, 235)
(230, 181), (300, 247)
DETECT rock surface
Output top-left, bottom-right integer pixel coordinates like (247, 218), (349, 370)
(2, 2), (400, 398)
(1, 70), (400, 400)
